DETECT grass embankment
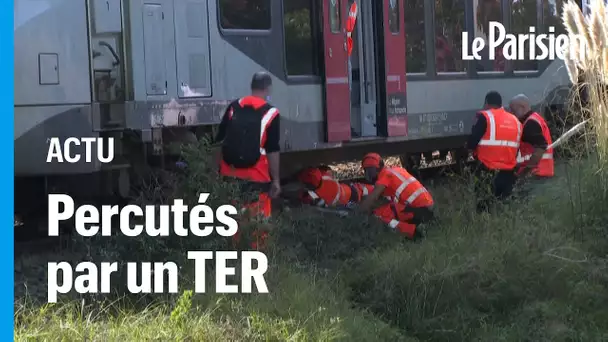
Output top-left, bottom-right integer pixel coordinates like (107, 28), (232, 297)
(14, 2), (608, 341)
(14, 141), (608, 341)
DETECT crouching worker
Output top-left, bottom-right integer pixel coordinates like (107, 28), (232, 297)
(214, 72), (281, 251)
(358, 153), (435, 239)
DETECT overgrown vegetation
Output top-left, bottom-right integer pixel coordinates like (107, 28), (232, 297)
(14, 138), (608, 341)
(14, 1), (608, 340)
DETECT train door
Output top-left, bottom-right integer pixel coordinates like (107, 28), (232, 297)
(352, 0), (379, 138)
(173, 0), (212, 98)
(322, 0), (351, 142)
(381, 0), (408, 137)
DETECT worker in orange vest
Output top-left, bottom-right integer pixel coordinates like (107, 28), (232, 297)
(297, 166), (417, 234)
(358, 153), (435, 239)
(509, 94), (554, 178)
(467, 91), (523, 212)
(297, 167), (357, 207)
(214, 72), (281, 250)
(508, 94), (554, 196)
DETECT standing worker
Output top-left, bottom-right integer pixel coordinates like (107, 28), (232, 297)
(508, 94), (554, 191)
(358, 153), (435, 239)
(467, 91), (522, 212)
(214, 71), (281, 249)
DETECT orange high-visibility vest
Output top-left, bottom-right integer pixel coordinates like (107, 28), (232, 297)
(475, 108), (522, 170)
(346, 2), (357, 56)
(219, 96), (280, 182)
(516, 112), (554, 177)
(307, 176), (352, 207)
(376, 167), (433, 208)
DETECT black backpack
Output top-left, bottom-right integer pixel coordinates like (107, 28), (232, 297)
(222, 101), (273, 168)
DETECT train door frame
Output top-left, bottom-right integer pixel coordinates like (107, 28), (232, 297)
(352, 0), (380, 138)
(379, 0), (408, 137)
(321, 0), (352, 142)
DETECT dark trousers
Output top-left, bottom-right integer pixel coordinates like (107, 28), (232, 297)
(472, 162), (517, 212)
(401, 205), (435, 225)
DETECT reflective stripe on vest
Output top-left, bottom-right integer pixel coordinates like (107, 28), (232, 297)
(386, 168), (427, 205)
(259, 108), (278, 155)
(517, 114), (553, 163)
(516, 113), (554, 176)
(478, 110), (522, 148)
(388, 219), (399, 229)
(516, 152), (553, 163)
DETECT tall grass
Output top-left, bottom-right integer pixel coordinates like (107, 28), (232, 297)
(13, 137), (608, 341)
(562, 0), (608, 180)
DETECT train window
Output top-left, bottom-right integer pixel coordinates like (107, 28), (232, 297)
(474, 0), (504, 72)
(511, 0), (538, 71)
(542, 0), (566, 35)
(219, 0), (271, 30)
(389, 0), (400, 33)
(330, 0), (341, 33)
(405, 0), (426, 73)
(434, 0), (467, 73)
(283, 0), (319, 75)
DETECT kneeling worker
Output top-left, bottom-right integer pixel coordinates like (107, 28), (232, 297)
(509, 94), (554, 181)
(467, 91), (522, 212)
(358, 153), (435, 239)
(214, 71), (281, 249)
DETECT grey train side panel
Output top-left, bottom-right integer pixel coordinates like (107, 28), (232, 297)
(14, 0), (96, 176)
(14, 0), (573, 177)
(14, 105), (101, 175)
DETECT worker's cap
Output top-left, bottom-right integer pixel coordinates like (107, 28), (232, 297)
(298, 167), (323, 187)
(362, 153), (382, 168)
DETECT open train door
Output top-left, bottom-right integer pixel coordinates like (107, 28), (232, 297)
(382, 0), (408, 137)
(322, 0), (351, 142)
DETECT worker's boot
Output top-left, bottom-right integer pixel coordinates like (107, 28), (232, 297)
(412, 226), (425, 241)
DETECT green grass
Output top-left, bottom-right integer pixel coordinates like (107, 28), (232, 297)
(14, 143), (608, 341)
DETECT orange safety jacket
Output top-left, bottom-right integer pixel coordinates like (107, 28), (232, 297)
(516, 112), (554, 177)
(373, 202), (418, 238)
(349, 182), (375, 201)
(219, 96), (280, 183)
(475, 108), (522, 171)
(307, 175), (353, 207)
(346, 2), (358, 57)
(376, 167), (434, 208)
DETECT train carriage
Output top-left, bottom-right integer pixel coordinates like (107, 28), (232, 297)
(14, 0), (575, 205)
